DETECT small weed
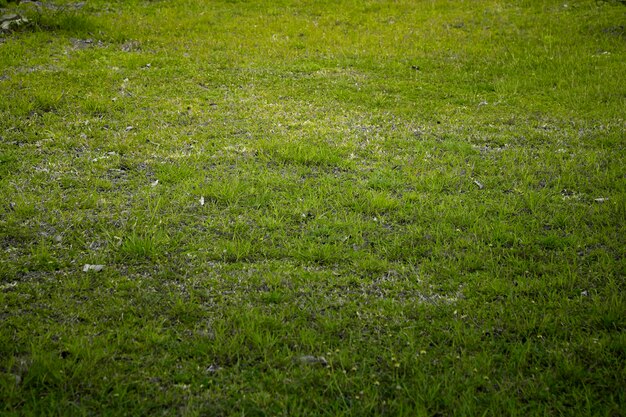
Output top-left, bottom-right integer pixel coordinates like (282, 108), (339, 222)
(27, 238), (60, 271)
(119, 230), (169, 261)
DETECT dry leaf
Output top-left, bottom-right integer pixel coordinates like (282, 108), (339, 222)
(298, 356), (328, 366)
(83, 264), (104, 272)
(206, 364), (220, 373)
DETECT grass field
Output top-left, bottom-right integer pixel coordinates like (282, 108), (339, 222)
(1, 0), (625, 415)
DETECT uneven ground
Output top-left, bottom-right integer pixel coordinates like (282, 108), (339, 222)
(0, 0), (625, 415)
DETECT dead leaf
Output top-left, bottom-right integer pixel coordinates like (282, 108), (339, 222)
(1, 14), (28, 32)
(206, 364), (220, 373)
(83, 264), (104, 272)
(297, 355), (328, 367)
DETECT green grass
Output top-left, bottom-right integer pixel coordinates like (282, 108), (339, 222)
(1, 0), (625, 415)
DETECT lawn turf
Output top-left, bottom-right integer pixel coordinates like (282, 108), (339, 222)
(0, 0), (625, 415)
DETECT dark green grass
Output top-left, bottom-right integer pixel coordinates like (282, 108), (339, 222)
(1, 0), (625, 415)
